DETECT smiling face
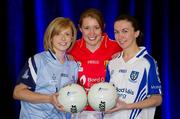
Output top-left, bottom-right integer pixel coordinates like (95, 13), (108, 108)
(80, 17), (102, 50)
(114, 20), (139, 50)
(52, 27), (73, 54)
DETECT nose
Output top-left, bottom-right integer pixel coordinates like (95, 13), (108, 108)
(116, 32), (123, 40)
(61, 34), (66, 41)
(89, 28), (95, 36)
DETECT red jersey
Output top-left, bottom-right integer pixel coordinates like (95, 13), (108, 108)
(69, 33), (122, 110)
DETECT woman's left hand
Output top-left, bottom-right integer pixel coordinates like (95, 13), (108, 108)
(105, 99), (128, 114)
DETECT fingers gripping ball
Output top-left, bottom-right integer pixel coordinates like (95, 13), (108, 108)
(58, 84), (87, 113)
(88, 82), (118, 112)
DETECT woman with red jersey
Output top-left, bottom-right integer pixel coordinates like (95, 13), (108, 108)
(69, 8), (122, 119)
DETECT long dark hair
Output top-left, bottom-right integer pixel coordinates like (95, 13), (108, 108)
(114, 14), (144, 46)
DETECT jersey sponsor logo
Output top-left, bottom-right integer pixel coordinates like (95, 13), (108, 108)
(79, 75), (105, 88)
(151, 85), (161, 90)
(87, 60), (99, 64)
(80, 75), (86, 85)
(22, 69), (29, 79)
(88, 77), (104, 83)
(119, 69), (127, 73)
(61, 73), (68, 77)
(129, 71), (139, 83)
(116, 88), (134, 99)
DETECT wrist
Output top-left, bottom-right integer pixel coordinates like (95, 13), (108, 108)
(126, 103), (133, 110)
(48, 94), (53, 104)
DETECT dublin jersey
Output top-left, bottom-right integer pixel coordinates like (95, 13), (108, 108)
(105, 47), (162, 119)
(16, 50), (78, 119)
(69, 33), (122, 110)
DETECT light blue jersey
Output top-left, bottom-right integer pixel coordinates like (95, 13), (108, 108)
(105, 47), (162, 119)
(17, 50), (78, 119)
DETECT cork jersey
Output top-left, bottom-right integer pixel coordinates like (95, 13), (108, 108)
(69, 33), (122, 110)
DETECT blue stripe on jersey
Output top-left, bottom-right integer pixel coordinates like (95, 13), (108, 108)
(105, 65), (110, 82)
(48, 49), (56, 60)
(131, 109), (142, 119)
(130, 69), (147, 119)
(144, 54), (162, 95)
(136, 48), (146, 58)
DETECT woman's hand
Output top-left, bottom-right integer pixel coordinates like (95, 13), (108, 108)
(105, 99), (128, 114)
(50, 93), (64, 112)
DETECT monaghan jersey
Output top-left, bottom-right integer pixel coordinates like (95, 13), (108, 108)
(105, 47), (162, 119)
(69, 33), (122, 110)
(17, 50), (78, 119)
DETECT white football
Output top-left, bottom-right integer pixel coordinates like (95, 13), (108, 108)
(58, 84), (87, 113)
(88, 82), (117, 112)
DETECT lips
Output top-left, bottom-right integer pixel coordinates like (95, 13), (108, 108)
(58, 42), (67, 46)
(118, 39), (127, 44)
(88, 36), (97, 41)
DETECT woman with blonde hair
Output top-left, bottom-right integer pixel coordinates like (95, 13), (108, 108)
(13, 17), (78, 119)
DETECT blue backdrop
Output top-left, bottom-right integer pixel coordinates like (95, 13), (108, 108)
(0, 0), (179, 118)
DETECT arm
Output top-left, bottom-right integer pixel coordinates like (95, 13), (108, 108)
(106, 94), (162, 113)
(13, 83), (64, 111)
(126, 94), (162, 109)
(13, 83), (52, 103)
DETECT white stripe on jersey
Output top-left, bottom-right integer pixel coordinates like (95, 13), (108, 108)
(28, 57), (37, 83)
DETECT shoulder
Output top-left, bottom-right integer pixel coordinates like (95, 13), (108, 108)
(103, 34), (122, 51)
(109, 52), (122, 64)
(74, 39), (83, 47)
(143, 54), (156, 66)
(32, 51), (50, 68)
(33, 51), (47, 62)
(69, 39), (82, 52)
(67, 60), (78, 70)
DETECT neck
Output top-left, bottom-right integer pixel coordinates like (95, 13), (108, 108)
(86, 44), (100, 52)
(55, 51), (66, 64)
(86, 37), (102, 53)
(123, 45), (140, 62)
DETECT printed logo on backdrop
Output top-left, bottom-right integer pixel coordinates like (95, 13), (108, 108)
(129, 71), (139, 83)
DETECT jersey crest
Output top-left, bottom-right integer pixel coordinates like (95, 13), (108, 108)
(129, 71), (139, 83)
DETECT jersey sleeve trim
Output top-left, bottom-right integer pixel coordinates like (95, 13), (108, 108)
(28, 57), (37, 83)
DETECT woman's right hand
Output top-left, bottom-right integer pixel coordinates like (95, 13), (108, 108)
(50, 93), (64, 112)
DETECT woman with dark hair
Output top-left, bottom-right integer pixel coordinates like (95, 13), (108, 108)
(105, 15), (162, 119)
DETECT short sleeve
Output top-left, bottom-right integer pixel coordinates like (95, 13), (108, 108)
(16, 57), (37, 91)
(147, 59), (162, 95)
